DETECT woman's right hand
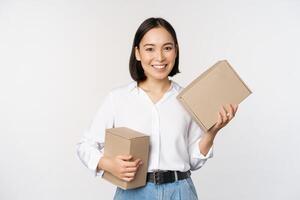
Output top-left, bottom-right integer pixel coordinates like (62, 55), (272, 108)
(98, 155), (143, 182)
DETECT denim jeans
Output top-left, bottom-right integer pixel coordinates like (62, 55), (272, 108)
(113, 177), (198, 200)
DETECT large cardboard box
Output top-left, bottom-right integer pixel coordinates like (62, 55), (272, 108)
(102, 127), (150, 189)
(177, 60), (252, 132)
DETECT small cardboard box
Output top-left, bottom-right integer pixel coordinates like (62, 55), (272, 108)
(102, 127), (150, 189)
(177, 60), (252, 132)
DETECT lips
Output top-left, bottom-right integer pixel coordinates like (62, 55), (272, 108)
(151, 64), (167, 69)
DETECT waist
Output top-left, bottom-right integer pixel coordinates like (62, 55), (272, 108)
(146, 170), (191, 185)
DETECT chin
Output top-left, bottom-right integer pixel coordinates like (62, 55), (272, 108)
(152, 75), (169, 80)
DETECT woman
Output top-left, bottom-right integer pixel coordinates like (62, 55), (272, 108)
(77, 17), (238, 200)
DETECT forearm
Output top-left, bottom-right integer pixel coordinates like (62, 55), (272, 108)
(97, 156), (110, 172)
(198, 131), (217, 156)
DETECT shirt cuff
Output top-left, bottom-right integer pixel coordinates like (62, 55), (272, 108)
(95, 169), (104, 177)
(89, 151), (104, 177)
(193, 138), (214, 160)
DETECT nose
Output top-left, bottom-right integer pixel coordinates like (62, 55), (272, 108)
(156, 50), (165, 61)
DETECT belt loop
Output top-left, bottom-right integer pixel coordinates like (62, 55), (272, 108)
(153, 170), (159, 184)
(174, 171), (178, 181)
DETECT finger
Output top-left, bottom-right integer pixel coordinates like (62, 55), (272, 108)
(228, 104), (234, 115)
(123, 159), (142, 167)
(122, 177), (134, 182)
(123, 172), (136, 178)
(220, 106), (228, 124)
(117, 155), (132, 161)
(123, 167), (139, 173)
(216, 112), (223, 129)
(233, 104), (239, 113)
(227, 104), (234, 120)
(134, 158), (142, 166)
(224, 105), (232, 123)
(223, 104), (231, 120)
(224, 104), (233, 117)
(216, 112), (222, 126)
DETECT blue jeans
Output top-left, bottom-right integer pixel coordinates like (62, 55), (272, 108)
(113, 177), (198, 200)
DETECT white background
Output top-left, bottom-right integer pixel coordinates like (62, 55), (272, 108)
(1, 0), (300, 199)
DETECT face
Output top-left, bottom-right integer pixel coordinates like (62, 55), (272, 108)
(135, 27), (177, 81)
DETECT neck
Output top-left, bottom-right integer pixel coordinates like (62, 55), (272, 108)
(138, 78), (171, 93)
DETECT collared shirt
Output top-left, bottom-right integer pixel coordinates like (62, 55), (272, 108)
(76, 80), (213, 176)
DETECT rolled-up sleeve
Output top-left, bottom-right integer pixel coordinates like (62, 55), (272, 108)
(188, 120), (213, 170)
(76, 92), (115, 177)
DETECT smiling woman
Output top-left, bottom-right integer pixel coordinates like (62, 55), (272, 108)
(76, 17), (238, 200)
(128, 18), (181, 104)
(129, 18), (180, 86)
(134, 27), (177, 82)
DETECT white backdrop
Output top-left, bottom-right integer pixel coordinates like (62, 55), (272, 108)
(1, 0), (300, 199)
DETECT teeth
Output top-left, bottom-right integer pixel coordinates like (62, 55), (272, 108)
(152, 65), (166, 69)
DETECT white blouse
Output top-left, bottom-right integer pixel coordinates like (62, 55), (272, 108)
(76, 80), (213, 176)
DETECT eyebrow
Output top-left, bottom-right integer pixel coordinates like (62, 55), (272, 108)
(143, 42), (174, 47)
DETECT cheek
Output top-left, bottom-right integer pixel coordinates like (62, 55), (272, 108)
(140, 54), (153, 64)
(166, 51), (176, 60)
(167, 52), (177, 61)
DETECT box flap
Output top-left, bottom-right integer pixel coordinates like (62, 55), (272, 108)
(106, 127), (148, 139)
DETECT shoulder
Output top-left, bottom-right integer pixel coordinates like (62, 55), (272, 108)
(171, 80), (184, 94)
(107, 81), (137, 97)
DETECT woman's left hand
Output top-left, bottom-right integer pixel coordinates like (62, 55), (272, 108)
(208, 104), (238, 135)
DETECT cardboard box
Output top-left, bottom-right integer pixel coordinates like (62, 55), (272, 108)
(177, 60), (252, 132)
(102, 127), (150, 189)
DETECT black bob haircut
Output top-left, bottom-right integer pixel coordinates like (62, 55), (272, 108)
(129, 17), (180, 82)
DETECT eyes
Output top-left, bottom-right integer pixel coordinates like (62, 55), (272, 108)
(145, 46), (174, 52)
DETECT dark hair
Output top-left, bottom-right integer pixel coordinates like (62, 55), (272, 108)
(129, 17), (180, 82)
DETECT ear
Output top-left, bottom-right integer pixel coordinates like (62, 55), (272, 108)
(135, 46), (141, 61)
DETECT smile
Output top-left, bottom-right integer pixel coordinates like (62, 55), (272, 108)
(151, 64), (167, 69)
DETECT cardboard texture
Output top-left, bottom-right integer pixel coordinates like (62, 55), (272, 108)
(177, 60), (252, 132)
(102, 127), (150, 190)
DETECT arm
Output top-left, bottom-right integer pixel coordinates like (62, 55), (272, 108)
(76, 92), (114, 176)
(76, 91), (142, 181)
(199, 104), (238, 156)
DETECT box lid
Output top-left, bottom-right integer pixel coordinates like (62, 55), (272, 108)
(106, 127), (149, 139)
